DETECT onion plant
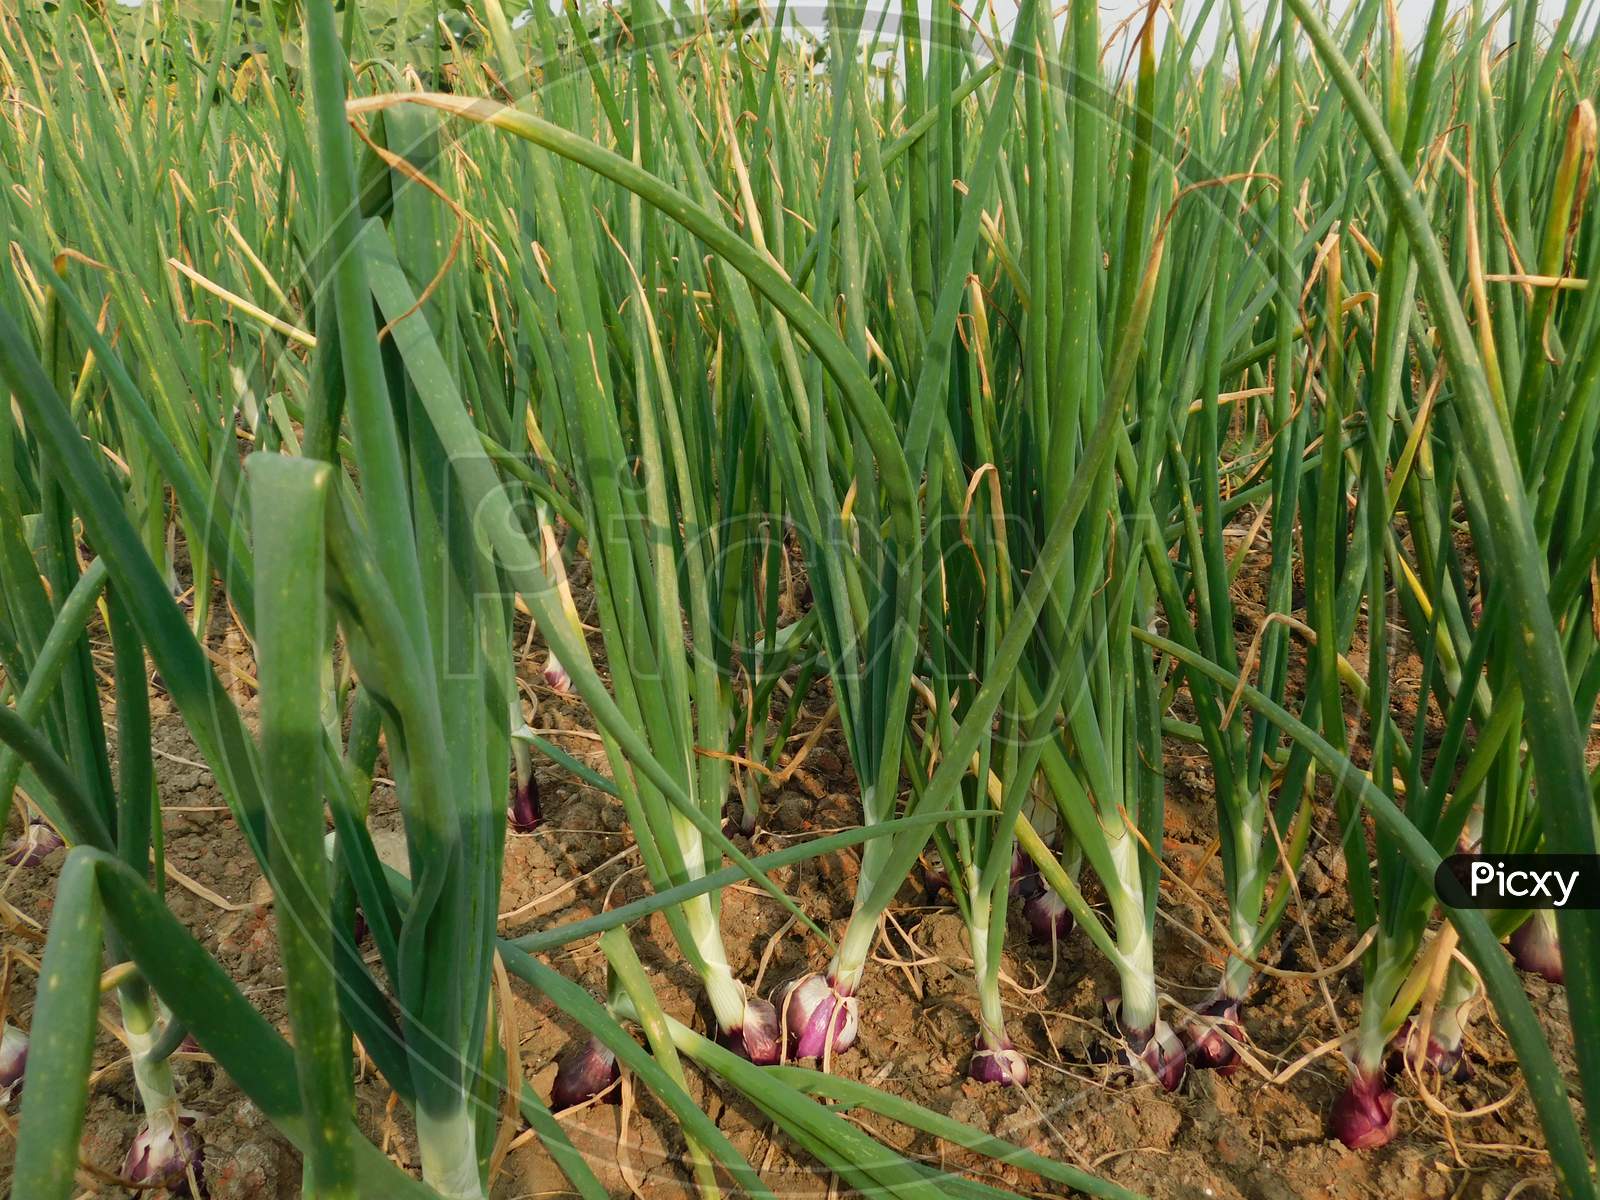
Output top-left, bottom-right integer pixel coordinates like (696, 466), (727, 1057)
(0, 280), (206, 1190)
(1181, 0), (1600, 1183)
(476, 0), (937, 1061)
(970, 0), (1192, 1090)
(1300, 0), (1600, 1154)
(915, 352), (1037, 1084)
(463, 0), (833, 1069)
(743, 0), (1178, 1077)
(1149, 0), (1400, 1074)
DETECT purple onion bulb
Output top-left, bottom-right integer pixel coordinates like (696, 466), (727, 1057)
(719, 997), (782, 1065)
(544, 653), (573, 694)
(1183, 997), (1244, 1074)
(5, 819), (64, 867)
(1508, 914), (1564, 985)
(0, 1023), (27, 1106)
(1007, 846), (1032, 893)
(507, 774), (543, 833)
(121, 1112), (204, 1196)
(1329, 1067), (1397, 1149)
(777, 973), (859, 1060)
(1130, 1023), (1187, 1092)
(550, 1037), (620, 1110)
(1022, 888), (1073, 943)
(1388, 1018), (1471, 1081)
(1107, 1000), (1186, 1092)
(968, 1032), (1029, 1086)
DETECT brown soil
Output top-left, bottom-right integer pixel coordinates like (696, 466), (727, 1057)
(0, 567), (1574, 1200)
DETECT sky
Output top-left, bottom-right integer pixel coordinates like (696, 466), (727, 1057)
(794, 0), (1595, 68)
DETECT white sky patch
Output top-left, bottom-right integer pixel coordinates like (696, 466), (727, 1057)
(783, 0), (1594, 68)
